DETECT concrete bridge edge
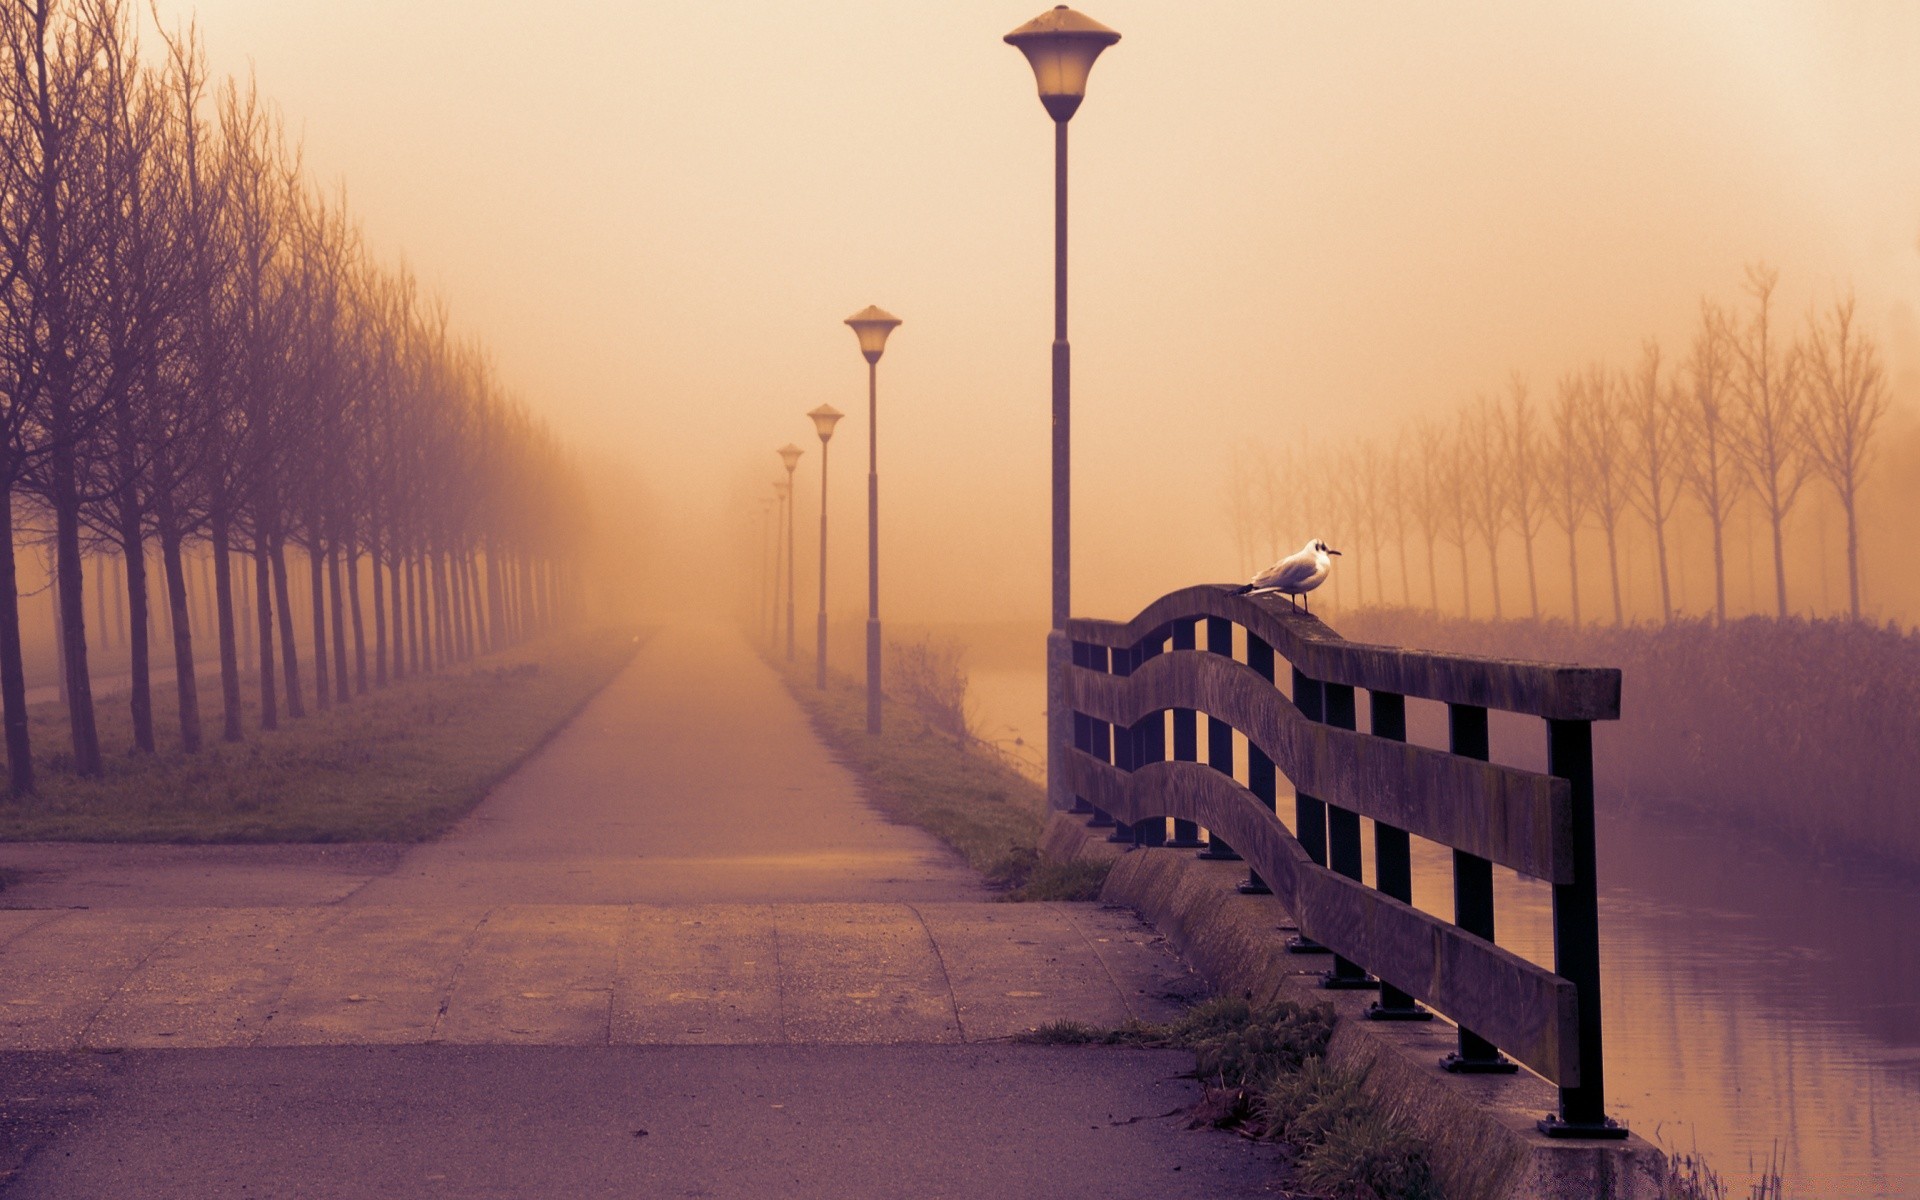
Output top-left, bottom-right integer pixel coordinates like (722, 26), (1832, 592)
(1040, 813), (1669, 1200)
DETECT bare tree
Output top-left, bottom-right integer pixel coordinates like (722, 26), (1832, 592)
(1722, 263), (1808, 619)
(1460, 395), (1507, 619)
(1412, 419), (1446, 611)
(1499, 375), (1548, 619)
(1384, 432), (1414, 606)
(1580, 363), (1630, 624)
(1545, 374), (1590, 627)
(1800, 293), (1891, 619)
(1624, 340), (1683, 623)
(1677, 304), (1742, 622)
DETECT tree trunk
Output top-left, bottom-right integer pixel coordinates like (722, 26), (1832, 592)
(1842, 490), (1862, 619)
(1566, 527), (1583, 628)
(407, 553), (426, 673)
(1770, 509), (1789, 618)
(270, 538), (305, 719)
(254, 544), (278, 730)
(1604, 520), (1624, 625)
(327, 543), (349, 702)
(347, 542), (368, 693)
(211, 514), (243, 742)
(119, 528), (155, 754)
(1456, 544), (1472, 619)
(388, 552), (405, 680)
(486, 548), (505, 651)
(1652, 513), (1673, 624)
(307, 543), (331, 710)
(1485, 538), (1503, 620)
(370, 543), (388, 688)
(1522, 529), (1540, 619)
(159, 525), (203, 753)
(1423, 536), (1439, 612)
(0, 491), (35, 794)
(52, 491), (100, 775)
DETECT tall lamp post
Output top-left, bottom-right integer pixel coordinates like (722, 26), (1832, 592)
(807, 405), (844, 688)
(844, 305), (902, 735)
(760, 496), (777, 649)
(778, 445), (803, 660)
(1006, 6), (1120, 812)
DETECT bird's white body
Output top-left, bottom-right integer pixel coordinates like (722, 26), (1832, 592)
(1242, 539), (1340, 609)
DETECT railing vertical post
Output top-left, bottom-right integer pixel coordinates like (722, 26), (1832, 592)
(1321, 683), (1376, 990)
(1167, 618), (1204, 848)
(1199, 615), (1240, 861)
(1540, 717), (1626, 1138)
(1365, 690), (1432, 1021)
(1443, 702), (1518, 1074)
(1108, 639), (1139, 843)
(1083, 642), (1117, 828)
(1240, 632), (1276, 895)
(1288, 665), (1330, 954)
(1131, 628), (1168, 847)
(1068, 641), (1094, 815)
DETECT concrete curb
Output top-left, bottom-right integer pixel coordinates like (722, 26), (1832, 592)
(1044, 813), (1668, 1200)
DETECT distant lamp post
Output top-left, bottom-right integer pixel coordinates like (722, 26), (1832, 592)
(1005, 6), (1119, 813)
(807, 404), (844, 689)
(844, 305), (902, 735)
(778, 445), (804, 660)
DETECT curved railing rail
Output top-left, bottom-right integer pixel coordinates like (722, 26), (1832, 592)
(1058, 584), (1625, 1138)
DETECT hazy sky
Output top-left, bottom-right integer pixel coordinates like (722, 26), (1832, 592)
(150, 0), (1920, 622)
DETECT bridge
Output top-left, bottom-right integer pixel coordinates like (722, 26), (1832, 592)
(0, 597), (1656, 1196)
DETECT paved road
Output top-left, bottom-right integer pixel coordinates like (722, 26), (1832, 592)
(1, 622), (1276, 1198)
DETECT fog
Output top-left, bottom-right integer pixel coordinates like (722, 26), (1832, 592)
(153, 0), (1920, 627)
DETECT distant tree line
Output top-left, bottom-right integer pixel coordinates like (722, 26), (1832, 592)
(0, 0), (586, 794)
(1228, 263), (1895, 627)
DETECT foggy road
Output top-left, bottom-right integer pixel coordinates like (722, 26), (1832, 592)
(0, 622), (1275, 1198)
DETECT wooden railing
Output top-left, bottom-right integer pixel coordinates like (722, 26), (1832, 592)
(1059, 584), (1626, 1138)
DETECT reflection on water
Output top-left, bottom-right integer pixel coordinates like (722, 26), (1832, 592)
(964, 655), (1920, 1198)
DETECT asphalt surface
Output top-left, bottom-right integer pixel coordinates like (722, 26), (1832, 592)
(0, 622), (1278, 1197)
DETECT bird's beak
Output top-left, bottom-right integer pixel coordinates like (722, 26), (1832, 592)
(1328, 549), (1342, 556)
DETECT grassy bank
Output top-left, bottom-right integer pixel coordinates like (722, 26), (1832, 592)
(0, 627), (643, 842)
(1023, 997), (1439, 1200)
(1339, 608), (1920, 871)
(776, 646), (1108, 901)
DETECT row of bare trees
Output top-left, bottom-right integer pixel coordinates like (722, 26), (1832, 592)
(1228, 263), (1895, 626)
(0, 0), (586, 794)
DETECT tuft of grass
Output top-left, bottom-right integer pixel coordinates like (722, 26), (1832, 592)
(0, 627), (643, 842)
(779, 650), (1104, 900)
(1015, 1019), (1109, 1045)
(1030, 995), (1436, 1200)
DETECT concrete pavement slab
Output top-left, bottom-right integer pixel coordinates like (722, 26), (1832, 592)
(259, 906), (490, 1046)
(2, 1045), (1283, 1200)
(610, 904), (783, 1044)
(434, 905), (624, 1045)
(351, 625), (986, 906)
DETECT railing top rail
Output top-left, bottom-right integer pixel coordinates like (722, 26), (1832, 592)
(1064, 584), (1621, 721)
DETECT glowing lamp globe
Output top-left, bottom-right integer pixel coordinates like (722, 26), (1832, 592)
(808, 404), (844, 443)
(1004, 6), (1120, 123)
(844, 305), (903, 364)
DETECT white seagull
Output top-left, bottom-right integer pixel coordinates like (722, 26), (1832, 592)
(1233, 539), (1342, 612)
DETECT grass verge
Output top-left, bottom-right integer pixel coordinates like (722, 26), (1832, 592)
(1019, 996), (1438, 1200)
(776, 652), (1109, 901)
(0, 626), (644, 842)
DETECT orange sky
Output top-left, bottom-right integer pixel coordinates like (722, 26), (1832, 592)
(152, 0), (1920, 623)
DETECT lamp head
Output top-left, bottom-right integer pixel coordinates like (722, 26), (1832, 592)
(808, 404), (844, 443)
(1004, 6), (1120, 123)
(777, 443), (803, 472)
(844, 305), (902, 364)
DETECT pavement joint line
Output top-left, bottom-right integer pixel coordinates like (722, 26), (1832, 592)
(427, 907), (496, 1043)
(75, 911), (190, 1051)
(246, 904), (356, 1048)
(1055, 901), (1149, 1023)
(0, 907), (69, 952)
(769, 902), (789, 1045)
(905, 901), (968, 1044)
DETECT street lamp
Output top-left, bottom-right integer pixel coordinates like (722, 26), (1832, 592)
(845, 305), (902, 735)
(761, 496), (777, 649)
(778, 445), (803, 660)
(807, 404), (844, 689)
(1005, 6), (1119, 813)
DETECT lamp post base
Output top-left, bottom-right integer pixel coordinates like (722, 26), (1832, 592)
(866, 618), (882, 734)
